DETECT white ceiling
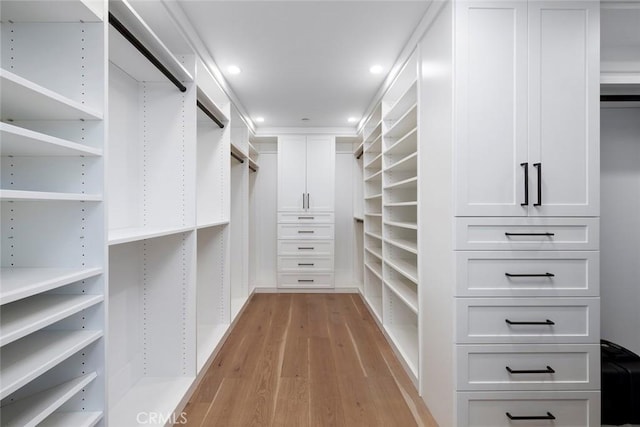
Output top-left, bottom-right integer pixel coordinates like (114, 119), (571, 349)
(174, 1), (431, 130)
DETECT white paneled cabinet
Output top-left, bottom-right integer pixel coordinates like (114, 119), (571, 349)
(455, 0), (600, 217)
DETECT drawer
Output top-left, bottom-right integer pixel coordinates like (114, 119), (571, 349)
(456, 298), (599, 344)
(278, 223), (334, 239)
(455, 217), (599, 250)
(278, 240), (334, 256)
(457, 391), (600, 427)
(456, 251), (599, 297)
(278, 212), (334, 223)
(278, 256), (333, 271)
(278, 273), (334, 288)
(457, 344), (600, 391)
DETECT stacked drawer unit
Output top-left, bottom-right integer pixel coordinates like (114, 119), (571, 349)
(277, 213), (335, 288)
(454, 218), (601, 426)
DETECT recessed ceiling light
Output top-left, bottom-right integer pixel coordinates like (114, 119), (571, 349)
(348, 117), (358, 123)
(227, 65), (241, 75)
(369, 65), (384, 74)
(255, 117), (265, 123)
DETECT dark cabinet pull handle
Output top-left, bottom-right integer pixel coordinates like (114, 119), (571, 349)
(505, 319), (555, 326)
(298, 230), (314, 234)
(506, 365), (555, 374)
(298, 279), (314, 283)
(506, 412), (555, 421)
(505, 272), (555, 278)
(504, 232), (555, 237)
(307, 193), (311, 209)
(533, 162), (542, 206)
(298, 216), (315, 220)
(302, 193), (305, 210)
(298, 247), (314, 250)
(298, 263), (315, 266)
(520, 162), (529, 206)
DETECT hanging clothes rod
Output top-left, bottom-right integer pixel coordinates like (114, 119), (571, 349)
(109, 12), (187, 93)
(249, 165), (257, 172)
(197, 100), (225, 128)
(601, 94), (640, 102)
(231, 151), (245, 163)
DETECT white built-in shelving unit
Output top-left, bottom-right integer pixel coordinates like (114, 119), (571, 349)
(352, 135), (365, 292)
(0, 0), (107, 425)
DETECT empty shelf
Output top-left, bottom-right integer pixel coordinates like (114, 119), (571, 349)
(385, 220), (418, 230)
(0, 190), (102, 202)
(365, 231), (383, 241)
(384, 176), (417, 191)
(108, 225), (194, 245)
(385, 259), (418, 284)
(365, 261), (383, 280)
(0, 0), (103, 22)
(384, 104), (417, 139)
(365, 246), (383, 260)
(0, 123), (102, 157)
(38, 411), (103, 427)
(384, 237), (417, 254)
(384, 80), (418, 122)
(385, 279), (418, 314)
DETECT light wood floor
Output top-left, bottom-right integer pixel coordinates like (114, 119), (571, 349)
(180, 293), (438, 426)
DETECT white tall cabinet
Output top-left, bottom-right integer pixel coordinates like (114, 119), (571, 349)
(277, 135), (336, 288)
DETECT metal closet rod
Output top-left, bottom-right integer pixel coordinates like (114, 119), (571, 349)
(249, 165), (257, 172)
(231, 151), (245, 163)
(109, 12), (187, 93)
(601, 94), (640, 102)
(197, 100), (225, 128)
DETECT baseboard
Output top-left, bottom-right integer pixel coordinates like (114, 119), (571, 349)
(254, 287), (361, 293)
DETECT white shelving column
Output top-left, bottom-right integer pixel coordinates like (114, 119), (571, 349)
(106, 1), (197, 424)
(381, 52), (419, 386)
(0, 1), (107, 425)
(362, 104), (384, 320)
(353, 136), (365, 293)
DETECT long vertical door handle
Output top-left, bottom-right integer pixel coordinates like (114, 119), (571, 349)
(307, 193), (310, 210)
(520, 162), (529, 206)
(533, 162), (542, 206)
(302, 193), (305, 210)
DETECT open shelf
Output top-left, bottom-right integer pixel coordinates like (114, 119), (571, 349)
(0, 372), (98, 427)
(365, 261), (383, 281)
(384, 258), (418, 285)
(109, 377), (194, 427)
(385, 201), (417, 207)
(108, 225), (194, 246)
(384, 104), (417, 139)
(0, 0), (103, 22)
(364, 193), (383, 200)
(384, 237), (417, 255)
(38, 411), (103, 427)
(363, 120), (382, 145)
(0, 330), (102, 399)
(0, 294), (103, 346)
(364, 169), (383, 182)
(365, 246), (383, 261)
(384, 127), (418, 154)
(384, 277), (418, 315)
(197, 324), (228, 373)
(384, 80), (418, 123)
(197, 220), (230, 229)
(0, 123), (102, 157)
(384, 220), (418, 230)
(0, 267), (102, 306)
(0, 69), (103, 121)
(365, 231), (383, 241)
(384, 318), (418, 381)
(383, 176), (417, 191)
(385, 152), (417, 173)
(0, 190), (101, 202)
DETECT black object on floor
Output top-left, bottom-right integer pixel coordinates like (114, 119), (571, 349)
(601, 339), (640, 426)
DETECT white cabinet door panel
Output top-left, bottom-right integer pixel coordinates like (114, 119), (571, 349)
(277, 136), (307, 211)
(305, 135), (335, 212)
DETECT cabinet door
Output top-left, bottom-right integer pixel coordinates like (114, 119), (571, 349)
(277, 135), (307, 212)
(528, 1), (600, 216)
(305, 135), (335, 212)
(454, 0), (528, 216)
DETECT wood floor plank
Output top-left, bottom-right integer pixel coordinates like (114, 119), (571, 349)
(272, 377), (309, 427)
(308, 336), (346, 426)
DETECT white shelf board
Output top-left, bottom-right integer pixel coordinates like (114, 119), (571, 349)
(601, 73), (640, 85)
(109, 0), (193, 83)
(0, 123), (102, 157)
(196, 219), (230, 230)
(0, 0), (103, 22)
(364, 231), (383, 241)
(38, 411), (103, 427)
(365, 295), (382, 323)
(385, 201), (417, 207)
(365, 261), (383, 281)
(108, 225), (194, 245)
(384, 127), (417, 155)
(385, 221), (418, 231)
(109, 377), (194, 427)
(0, 373), (97, 427)
(384, 323), (418, 381)
(231, 296), (248, 320)
(0, 267), (103, 306)
(384, 104), (417, 139)
(364, 193), (382, 200)
(384, 280), (418, 315)
(353, 216), (364, 222)
(363, 120), (382, 144)
(0, 69), (103, 121)
(384, 237), (417, 254)
(365, 213), (382, 218)
(365, 246), (383, 261)
(385, 152), (417, 173)
(0, 190), (102, 202)
(197, 323), (228, 373)
(0, 294), (103, 346)
(384, 80), (418, 122)
(383, 176), (417, 191)
(0, 330), (102, 399)
(384, 259), (418, 284)
(364, 152), (383, 169)
(364, 169), (383, 182)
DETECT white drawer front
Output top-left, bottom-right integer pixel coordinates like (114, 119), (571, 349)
(278, 256), (333, 271)
(457, 391), (600, 427)
(457, 344), (600, 391)
(456, 298), (599, 344)
(277, 223), (334, 240)
(455, 217), (599, 250)
(278, 212), (334, 224)
(456, 251), (599, 297)
(278, 240), (334, 256)
(278, 273), (334, 288)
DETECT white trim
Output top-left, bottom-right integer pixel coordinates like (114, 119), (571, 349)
(256, 126), (357, 136)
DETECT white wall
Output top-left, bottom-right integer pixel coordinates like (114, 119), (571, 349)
(252, 150), (278, 287)
(335, 150), (355, 287)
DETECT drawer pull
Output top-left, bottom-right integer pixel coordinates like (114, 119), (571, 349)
(298, 247), (315, 250)
(506, 411), (555, 421)
(504, 232), (555, 237)
(505, 272), (555, 278)
(298, 279), (315, 283)
(298, 216), (315, 220)
(298, 230), (315, 234)
(298, 263), (315, 266)
(506, 365), (555, 374)
(505, 319), (555, 326)
(520, 162), (529, 206)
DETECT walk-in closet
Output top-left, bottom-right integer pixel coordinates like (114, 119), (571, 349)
(1, 0), (639, 426)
